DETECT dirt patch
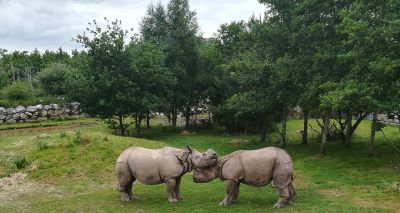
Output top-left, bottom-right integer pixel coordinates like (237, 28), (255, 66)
(230, 139), (249, 144)
(179, 130), (192, 136)
(352, 197), (400, 211)
(0, 122), (96, 137)
(0, 172), (61, 203)
(319, 188), (344, 197)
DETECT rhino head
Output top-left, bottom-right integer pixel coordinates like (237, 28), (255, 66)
(176, 145), (218, 171)
(192, 165), (219, 183)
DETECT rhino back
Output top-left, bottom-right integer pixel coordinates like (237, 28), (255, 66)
(122, 147), (185, 185)
(240, 147), (280, 186)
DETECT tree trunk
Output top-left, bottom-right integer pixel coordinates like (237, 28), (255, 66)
(302, 110), (308, 145)
(344, 112), (353, 146)
(118, 114), (125, 136)
(349, 113), (367, 136)
(260, 113), (268, 142)
(184, 106), (191, 128)
(146, 111), (150, 128)
(280, 108), (287, 148)
(171, 107), (178, 128)
(135, 113), (142, 135)
(368, 112), (377, 156)
(320, 112), (330, 156)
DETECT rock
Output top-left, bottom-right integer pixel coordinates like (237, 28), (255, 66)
(0, 114), (6, 120)
(47, 110), (55, 115)
(6, 108), (15, 114)
(36, 104), (43, 110)
(19, 113), (28, 120)
(0, 107), (6, 114)
(43, 105), (52, 110)
(51, 104), (59, 110)
(24, 112), (32, 117)
(6, 119), (16, 124)
(71, 102), (80, 109)
(6, 115), (12, 120)
(41, 110), (48, 117)
(12, 113), (19, 119)
(15, 106), (26, 113)
(26, 106), (38, 113)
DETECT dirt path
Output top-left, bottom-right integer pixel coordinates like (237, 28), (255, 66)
(0, 122), (97, 137)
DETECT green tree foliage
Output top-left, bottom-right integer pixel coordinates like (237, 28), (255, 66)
(36, 63), (70, 96)
(74, 19), (135, 136)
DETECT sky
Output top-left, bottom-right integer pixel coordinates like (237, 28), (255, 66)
(0, 0), (266, 53)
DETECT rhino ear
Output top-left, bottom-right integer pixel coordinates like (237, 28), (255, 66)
(185, 144), (193, 153)
(176, 150), (190, 164)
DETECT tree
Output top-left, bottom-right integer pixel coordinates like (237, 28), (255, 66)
(165, 0), (201, 128)
(127, 40), (172, 133)
(36, 62), (70, 97)
(74, 19), (135, 136)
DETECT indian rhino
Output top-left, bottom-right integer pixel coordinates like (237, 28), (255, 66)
(192, 147), (295, 208)
(116, 145), (217, 203)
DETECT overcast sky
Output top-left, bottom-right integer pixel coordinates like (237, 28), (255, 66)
(0, 0), (266, 53)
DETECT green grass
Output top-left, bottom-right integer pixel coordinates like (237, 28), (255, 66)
(0, 118), (399, 212)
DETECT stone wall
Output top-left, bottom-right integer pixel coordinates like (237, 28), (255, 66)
(0, 102), (82, 124)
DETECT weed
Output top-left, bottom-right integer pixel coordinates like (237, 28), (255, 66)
(14, 156), (29, 169)
(73, 131), (83, 144)
(378, 181), (400, 193)
(37, 141), (49, 150)
(59, 131), (67, 138)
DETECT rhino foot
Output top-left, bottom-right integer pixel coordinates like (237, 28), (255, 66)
(120, 194), (132, 202)
(273, 202), (284, 208)
(168, 198), (178, 203)
(176, 194), (184, 200)
(219, 200), (230, 206)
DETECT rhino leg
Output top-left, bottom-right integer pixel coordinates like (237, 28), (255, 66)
(166, 178), (178, 203)
(219, 179), (237, 206)
(273, 186), (290, 208)
(230, 182), (240, 203)
(174, 176), (184, 200)
(116, 162), (135, 201)
(288, 182), (296, 201)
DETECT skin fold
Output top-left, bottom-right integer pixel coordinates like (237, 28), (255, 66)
(193, 147), (295, 208)
(116, 145), (217, 203)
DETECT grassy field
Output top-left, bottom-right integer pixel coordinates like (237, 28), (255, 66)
(0, 118), (399, 212)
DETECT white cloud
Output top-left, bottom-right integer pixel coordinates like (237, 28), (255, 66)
(0, 0), (266, 52)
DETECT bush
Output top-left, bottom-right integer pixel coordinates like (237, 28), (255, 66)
(73, 131), (83, 144)
(4, 82), (34, 101)
(59, 131), (67, 138)
(37, 141), (49, 150)
(14, 156), (29, 169)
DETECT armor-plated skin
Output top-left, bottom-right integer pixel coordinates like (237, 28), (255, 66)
(193, 147), (295, 208)
(116, 145), (217, 203)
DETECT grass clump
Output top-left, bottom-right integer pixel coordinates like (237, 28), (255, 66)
(59, 131), (67, 138)
(37, 141), (49, 150)
(378, 181), (400, 193)
(14, 156), (29, 169)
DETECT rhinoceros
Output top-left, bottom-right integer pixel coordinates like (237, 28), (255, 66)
(116, 145), (217, 203)
(192, 147), (295, 208)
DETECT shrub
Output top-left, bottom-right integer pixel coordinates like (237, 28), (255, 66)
(59, 131), (67, 138)
(14, 156), (29, 169)
(4, 82), (34, 101)
(37, 141), (49, 150)
(73, 131), (83, 144)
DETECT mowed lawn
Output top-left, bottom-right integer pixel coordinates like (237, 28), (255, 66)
(0, 118), (399, 212)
